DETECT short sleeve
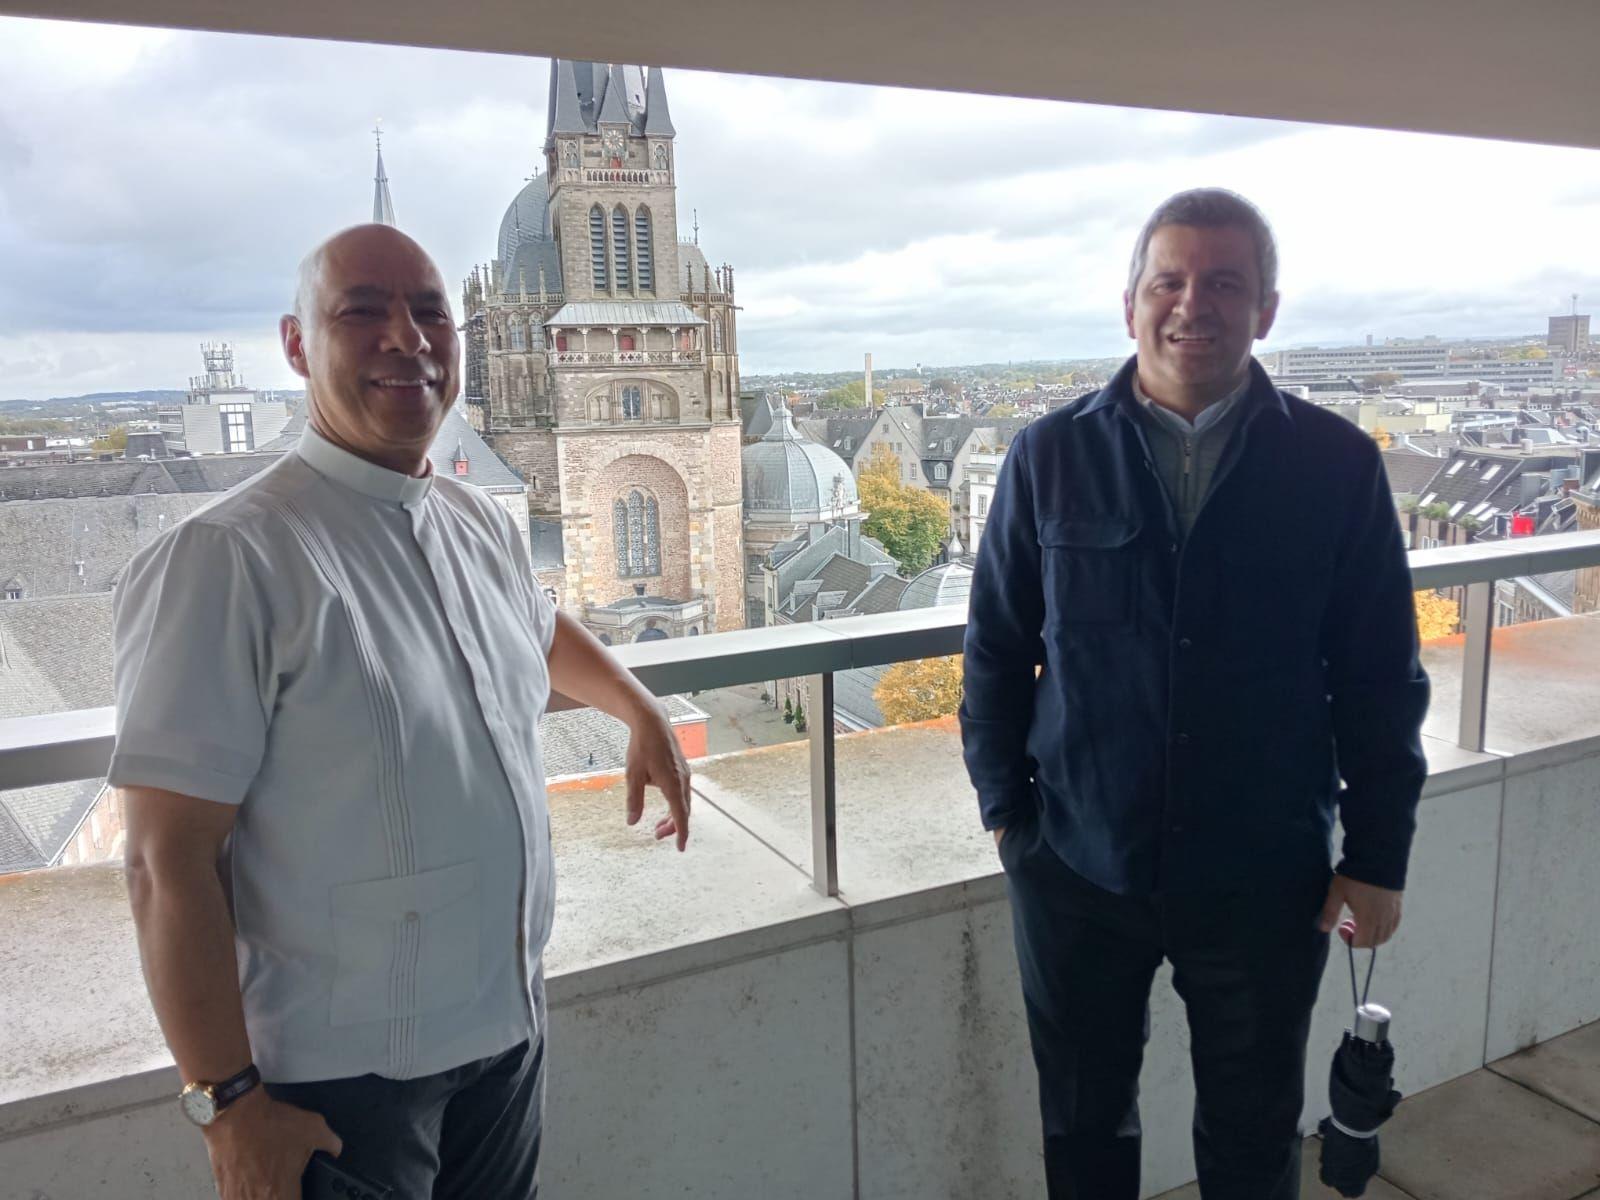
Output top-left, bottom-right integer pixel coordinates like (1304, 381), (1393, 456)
(107, 520), (273, 805)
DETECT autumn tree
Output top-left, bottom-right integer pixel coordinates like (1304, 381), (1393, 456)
(92, 426), (129, 453)
(875, 655), (963, 725)
(858, 446), (950, 573)
(1415, 590), (1460, 641)
(988, 403), (1020, 418)
(1371, 426), (1393, 449)
(820, 380), (886, 409)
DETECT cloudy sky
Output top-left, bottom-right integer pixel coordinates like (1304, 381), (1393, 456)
(2, 17), (1598, 400)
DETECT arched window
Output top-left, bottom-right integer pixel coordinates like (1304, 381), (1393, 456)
(508, 321), (526, 352)
(564, 142), (579, 168)
(652, 143), (668, 170)
(589, 206), (607, 288)
(621, 385), (643, 421)
(612, 206), (632, 290)
(615, 490), (661, 578)
(712, 313), (725, 352)
(634, 208), (653, 291)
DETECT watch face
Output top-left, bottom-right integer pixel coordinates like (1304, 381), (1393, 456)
(181, 1085), (217, 1126)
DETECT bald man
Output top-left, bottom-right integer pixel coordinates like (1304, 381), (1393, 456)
(112, 225), (692, 1199)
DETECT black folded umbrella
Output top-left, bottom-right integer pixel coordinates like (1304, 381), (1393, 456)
(1318, 921), (1403, 1198)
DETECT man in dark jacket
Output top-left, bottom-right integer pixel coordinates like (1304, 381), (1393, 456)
(960, 189), (1429, 1199)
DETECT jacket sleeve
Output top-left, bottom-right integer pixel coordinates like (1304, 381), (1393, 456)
(960, 427), (1045, 831)
(1321, 441), (1431, 890)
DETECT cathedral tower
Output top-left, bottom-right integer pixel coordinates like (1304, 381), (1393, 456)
(463, 61), (744, 640)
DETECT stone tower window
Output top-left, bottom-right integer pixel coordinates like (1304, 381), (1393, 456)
(634, 208), (653, 292)
(712, 313), (725, 352)
(614, 489), (661, 578)
(652, 143), (668, 170)
(508, 321), (526, 352)
(620, 385), (643, 421)
(611, 206), (632, 291)
(589, 206), (608, 288)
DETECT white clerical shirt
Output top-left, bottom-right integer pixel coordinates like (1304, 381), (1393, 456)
(110, 425), (557, 1083)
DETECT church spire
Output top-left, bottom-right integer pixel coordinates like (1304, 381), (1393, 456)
(371, 121), (396, 226)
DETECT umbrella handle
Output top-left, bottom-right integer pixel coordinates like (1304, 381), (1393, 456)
(1340, 921), (1378, 1008)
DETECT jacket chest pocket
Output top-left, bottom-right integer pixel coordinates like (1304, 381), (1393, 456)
(1040, 515), (1142, 628)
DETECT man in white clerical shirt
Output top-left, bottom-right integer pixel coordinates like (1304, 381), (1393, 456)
(112, 223), (692, 1199)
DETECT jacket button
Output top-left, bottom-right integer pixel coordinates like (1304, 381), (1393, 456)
(1175, 733), (1191, 746)
(1178, 637), (1193, 650)
(1169, 542), (1179, 555)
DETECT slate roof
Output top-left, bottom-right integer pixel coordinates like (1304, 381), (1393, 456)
(0, 493), (218, 599)
(540, 695), (704, 779)
(1382, 448), (1449, 497)
(546, 59), (673, 140)
(1414, 451), (1526, 517)
(0, 454), (280, 502)
(427, 406), (525, 491)
(853, 575), (909, 615)
(0, 595), (114, 874)
(546, 301), (705, 327)
(797, 414), (878, 467)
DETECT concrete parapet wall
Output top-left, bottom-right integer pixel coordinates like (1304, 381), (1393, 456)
(3, 737), (1597, 1198)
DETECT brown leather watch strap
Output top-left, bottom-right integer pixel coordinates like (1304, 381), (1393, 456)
(212, 1063), (262, 1112)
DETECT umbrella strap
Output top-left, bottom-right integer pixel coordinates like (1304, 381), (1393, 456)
(1346, 940), (1378, 1009)
(1326, 1114), (1382, 1140)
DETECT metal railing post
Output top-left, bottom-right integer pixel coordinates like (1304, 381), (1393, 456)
(807, 672), (840, 897)
(1458, 579), (1494, 752)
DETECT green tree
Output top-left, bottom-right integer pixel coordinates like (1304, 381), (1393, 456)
(0, 418), (72, 436)
(987, 403), (1020, 418)
(858, 447), (950, 574)
(92, 426), (128, 453)
(820, 380), (886, 409)
(928, 377), (959, 397)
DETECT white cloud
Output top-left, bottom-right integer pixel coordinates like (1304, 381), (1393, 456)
(0, 16), (1597, 396)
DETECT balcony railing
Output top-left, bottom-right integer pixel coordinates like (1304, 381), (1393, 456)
(2, 530), (1598, 900)
(551, 349), (703, 365)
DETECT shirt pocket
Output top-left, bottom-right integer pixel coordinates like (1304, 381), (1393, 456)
(1039, 515), (1143, 628)
(328, 861), (480, 1028)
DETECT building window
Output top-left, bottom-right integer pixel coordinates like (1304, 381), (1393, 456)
(652, 143), (668, 170)
(612, 206), (632, 291)
(219, 403), (251, 453)
(614, 489), (661, 578)
(635, 208), (653, 291)
(4, 588), (21, 600)
(589, 205), (608, 288)
(508, 322), (526, 352)
(712, 313), (725, 352)
(621, 385), (643, 421)
(619, 333), (636, 352)
(977, 494), (988, 516)
(933, 463), (948, 481)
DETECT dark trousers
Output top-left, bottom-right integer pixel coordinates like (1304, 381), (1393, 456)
(265, 1033), (545, 1199)
(1000, 815), (1330, 1200)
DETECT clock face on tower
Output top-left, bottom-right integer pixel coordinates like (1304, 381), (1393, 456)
(601, 129), (624, 161)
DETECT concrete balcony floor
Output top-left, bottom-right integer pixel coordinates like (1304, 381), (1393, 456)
(1157, 1021), (1600, 1200)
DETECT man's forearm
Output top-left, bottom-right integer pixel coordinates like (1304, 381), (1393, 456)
(546, 610), (660, 728)
(127, 853), (255, 1085)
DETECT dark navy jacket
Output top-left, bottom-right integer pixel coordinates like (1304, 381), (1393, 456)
(960, 358), (1430, 895)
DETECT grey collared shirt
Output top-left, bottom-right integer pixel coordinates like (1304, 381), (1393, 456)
(110, 427), (557, 1083)
(1132, 374), (1250, 538)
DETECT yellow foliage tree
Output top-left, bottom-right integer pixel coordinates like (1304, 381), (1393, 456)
(875, 655), (964, 725)
(858, 447), (951, 573)
(1371, 426), (1393, 449)
(1415, 590), (1461, 641)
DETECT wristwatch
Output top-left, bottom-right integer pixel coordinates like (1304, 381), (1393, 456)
(179, 1063), (261, 1127)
